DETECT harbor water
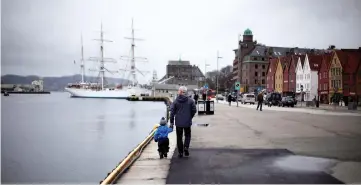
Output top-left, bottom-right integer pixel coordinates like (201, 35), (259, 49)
(1, 92), (167, 183)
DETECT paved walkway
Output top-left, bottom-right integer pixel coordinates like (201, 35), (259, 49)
(117, 102), (361, 184)
(168, 103), (361, 184)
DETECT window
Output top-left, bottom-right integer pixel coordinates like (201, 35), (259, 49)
(262, 79), (265, 84)
(255, 64), (258, 69)
(319, 74), (322, 80)
(262, 58), (265, 61)
(262, 65), (265, 69)
(262, 72), (265, 76)
(255, 72), (258, 76)
(267, 84), (269, 88)
(255, 79), (258, 84)
(324, 72), (326, 78)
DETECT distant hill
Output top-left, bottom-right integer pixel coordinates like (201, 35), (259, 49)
(1, 74), (131, 91)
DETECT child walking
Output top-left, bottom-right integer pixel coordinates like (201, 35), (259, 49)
(154, 117), (173, 159)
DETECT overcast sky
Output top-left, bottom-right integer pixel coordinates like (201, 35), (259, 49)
(1, 0), (361, 84)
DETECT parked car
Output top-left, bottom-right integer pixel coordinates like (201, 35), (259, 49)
(280, 96), (296, 107)
(216, 94), (225, 100)
(241, 94), (256, 104)
(265, 92), (282, 106)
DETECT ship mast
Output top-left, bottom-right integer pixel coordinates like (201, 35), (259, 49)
(120, 18), (149, 86)
(80, 33), (85, 83)
(88, 22), (117, 90)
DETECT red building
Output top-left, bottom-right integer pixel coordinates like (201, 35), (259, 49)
(288, 55), (298, 93)
(356, 59), (361, 105)
(343, 51), (361, 102)
(318, 53), (333, 103)
(282, 56), (292, 94)
(266, 58), (278, 92)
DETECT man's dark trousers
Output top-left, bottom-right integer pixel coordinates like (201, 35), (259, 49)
(257, 101), (263, 111)
(158, 138), (170, 154)
(176, 126), (191, 154)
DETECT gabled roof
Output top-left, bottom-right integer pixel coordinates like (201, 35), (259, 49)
(320, 53), (333, 72)
(288, 55), (299, 71)
(334, 50), (348, 68)
(267, 58), (278, 75)
(299, 55), (306, 67)
(281, 56), (292, 72)
(307, 54), (323, 71)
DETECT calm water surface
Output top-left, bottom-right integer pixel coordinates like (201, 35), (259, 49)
(1, 92), (167, 183)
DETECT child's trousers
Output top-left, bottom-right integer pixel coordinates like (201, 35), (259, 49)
(158, 138), (170, 154)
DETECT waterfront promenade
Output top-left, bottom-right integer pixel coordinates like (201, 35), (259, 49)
(116, 102), (361, 184)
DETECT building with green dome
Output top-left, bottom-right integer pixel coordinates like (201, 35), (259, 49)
(232, 28), (315, 93)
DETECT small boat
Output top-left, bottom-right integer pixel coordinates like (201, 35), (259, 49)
(4, 91), (9, 96)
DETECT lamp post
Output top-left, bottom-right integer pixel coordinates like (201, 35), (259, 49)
(216, 50), (223, 103)
(204, 60), (210, 97)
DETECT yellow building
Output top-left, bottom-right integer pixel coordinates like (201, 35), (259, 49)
(328, 50), (344, 100)
(275, 57), (284, 93)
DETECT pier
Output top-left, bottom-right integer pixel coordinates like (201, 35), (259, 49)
(102, 100), (361, 184)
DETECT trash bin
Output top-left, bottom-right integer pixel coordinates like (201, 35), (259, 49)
(198, 100), (206, 115)
(205, 100), (214, 115)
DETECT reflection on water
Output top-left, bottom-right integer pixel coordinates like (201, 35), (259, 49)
(1, 92), (166, 183)
(129, 108), (136, 129)
(96, 115), (105, 140)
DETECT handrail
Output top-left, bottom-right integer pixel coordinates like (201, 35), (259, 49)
(100, 97), (172, 184)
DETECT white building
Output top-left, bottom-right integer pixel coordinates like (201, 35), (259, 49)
(295, 56), (305, 101)
(296, 54), (322, 102)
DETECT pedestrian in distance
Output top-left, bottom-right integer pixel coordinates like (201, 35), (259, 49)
(194, 93), (199, 105)
(170, 86), (197, 158)
(154, 117), (173, 159)
(256, 92), (264, 111)
(227, 93), (232, 106)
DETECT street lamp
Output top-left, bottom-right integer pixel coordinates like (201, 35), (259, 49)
(216, 50), (223, 103)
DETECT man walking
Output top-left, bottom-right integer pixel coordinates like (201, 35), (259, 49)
(227, 93), (232, 106)
(256, 92), (264, 111)
(170, 86), (197, 158)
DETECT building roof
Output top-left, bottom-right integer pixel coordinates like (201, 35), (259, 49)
(307, 54), (323, 71)
(248, 46), (317, 58)
(320, 53), (333, 72)
(168, 60), (190, 65)
(334, 50), (348, 69)
(289, 55), (299, 71)
(280, 56), (292, 72)
(267, 58), (279, 75)
(299, 55), (306, 67)
(244, 28), (253, 35)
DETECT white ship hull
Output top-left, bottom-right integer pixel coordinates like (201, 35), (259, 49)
(64, 87), (151, 99)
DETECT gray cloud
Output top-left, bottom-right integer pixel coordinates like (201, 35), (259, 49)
(1, 0), (361, 84)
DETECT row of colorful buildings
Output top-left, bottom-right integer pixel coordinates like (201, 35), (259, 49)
(266, 49), (361, 105)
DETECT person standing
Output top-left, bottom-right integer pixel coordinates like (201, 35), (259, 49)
(170, 86), (197, 158)
(256, 92), (264, 111)
(194, 93), (199, 105)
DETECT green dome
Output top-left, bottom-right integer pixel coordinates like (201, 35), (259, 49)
(244, 28), (252, 35)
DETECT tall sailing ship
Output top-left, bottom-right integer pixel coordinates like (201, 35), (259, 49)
(65, 20), (151, 99)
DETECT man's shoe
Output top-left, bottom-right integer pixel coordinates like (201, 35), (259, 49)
(159, 152), (164, 159)
(184, 149), (189, 157)
(178, 153), (183, 158)
(164, 153), (168, 158)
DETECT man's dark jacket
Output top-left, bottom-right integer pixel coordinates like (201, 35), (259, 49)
(170, 94), (197, 128)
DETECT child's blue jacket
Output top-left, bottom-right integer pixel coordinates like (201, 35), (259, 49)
(154, 125), (173, 142)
